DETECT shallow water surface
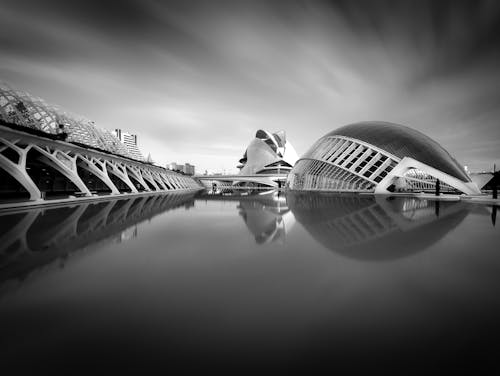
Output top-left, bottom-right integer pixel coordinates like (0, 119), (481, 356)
(1, 191), (499, 373)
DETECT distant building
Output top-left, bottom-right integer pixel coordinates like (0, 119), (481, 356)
(167, 162), (179, 171)
(113, 128), (144, 161)
(167, 162), (195, 176)
(183, 163), (195, 176)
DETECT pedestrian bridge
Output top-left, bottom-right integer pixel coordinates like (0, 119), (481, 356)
(197, 174), (287, 190)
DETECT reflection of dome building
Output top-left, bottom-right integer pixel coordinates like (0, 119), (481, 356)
(238, 130), (298, 175)
(287, 121), (480, 195)
(288, 192), (470, 261)
(237, 191), (295, 244)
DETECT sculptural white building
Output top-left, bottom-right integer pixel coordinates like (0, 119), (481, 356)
(238, 130), (298, 175)
(287, 121), (480, 195)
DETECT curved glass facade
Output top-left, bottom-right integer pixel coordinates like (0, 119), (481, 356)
(320, 121), (470, 182)
(287, 159), (375, 191)
(288, 134), (397, 191)
(288, 121), (477, 194)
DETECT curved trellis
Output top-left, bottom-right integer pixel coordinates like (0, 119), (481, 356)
(0, 82), (144, 161)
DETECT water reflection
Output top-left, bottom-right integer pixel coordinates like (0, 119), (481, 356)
(0, 192), (196, 283)
(200, 190), (295, 244)
(1, 190), (499, 373)
(287, 193), (471, 260)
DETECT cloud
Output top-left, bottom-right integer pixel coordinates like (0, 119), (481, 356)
(1, 0), (499, 172)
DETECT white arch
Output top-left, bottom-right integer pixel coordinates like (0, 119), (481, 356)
(0, 151), (41, 200)
(76, 155), (120, 195)
(106, 161), (138, 193)
(159, 172), (174, 190)
(141, 170), (161, 191)
(374, 157), (481, 195)
(30, 145), (92, 196)
(126, 165), (151, 191)
(151, 171), (168, 190)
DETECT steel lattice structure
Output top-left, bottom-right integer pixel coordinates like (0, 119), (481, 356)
(0, 82), (143, 161)
(0, 82), (202, 202)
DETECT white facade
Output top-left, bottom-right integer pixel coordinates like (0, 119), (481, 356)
(238, 130), (298, 175)
(288, 122), (481, 195)
(167, 162), (195, 176)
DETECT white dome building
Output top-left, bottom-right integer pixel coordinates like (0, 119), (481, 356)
(287, 121), (480, 195)
(238, 130), (298, 176)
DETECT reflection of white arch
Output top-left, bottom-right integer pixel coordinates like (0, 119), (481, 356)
(0, 193), (199, 277)
(40, 204), (89, 248)
(0, 210), (39, 263)
(374, 157), (480, 195)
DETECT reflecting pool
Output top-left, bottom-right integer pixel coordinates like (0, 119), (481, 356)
(1, 191), (500, 374)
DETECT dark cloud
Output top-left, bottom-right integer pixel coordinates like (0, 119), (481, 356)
(1, 0), (499, 171)
(2, 0), (153, 34)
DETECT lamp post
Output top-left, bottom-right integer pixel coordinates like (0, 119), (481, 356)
(493, 164), (498, 199)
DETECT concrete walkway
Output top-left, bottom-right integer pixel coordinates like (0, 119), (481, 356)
(0, 188), (203, 213)
(461, 195), (500, 205)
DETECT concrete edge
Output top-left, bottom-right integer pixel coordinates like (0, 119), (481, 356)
(0, 188), (204, 214)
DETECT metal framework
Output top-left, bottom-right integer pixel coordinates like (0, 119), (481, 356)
(0, 82), (144, 161)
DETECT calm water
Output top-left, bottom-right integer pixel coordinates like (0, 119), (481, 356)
(1, 191), (500, 374)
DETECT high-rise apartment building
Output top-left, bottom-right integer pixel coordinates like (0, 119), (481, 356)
(114, 129), (144, 161)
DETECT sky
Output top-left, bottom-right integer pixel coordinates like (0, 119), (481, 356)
(1, 0), (500, 173)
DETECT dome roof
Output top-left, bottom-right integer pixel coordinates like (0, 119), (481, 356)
(323, 121), (470, 182)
